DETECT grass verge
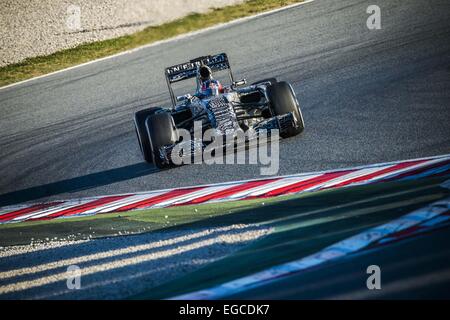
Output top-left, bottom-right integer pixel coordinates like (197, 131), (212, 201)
(0, 0), (303, 87)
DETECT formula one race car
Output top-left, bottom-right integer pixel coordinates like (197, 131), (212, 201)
(134, 53), (304, 168)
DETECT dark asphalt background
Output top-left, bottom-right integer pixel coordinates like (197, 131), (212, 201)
(1, 0), (450, 206)
(228, 226), (450, 299)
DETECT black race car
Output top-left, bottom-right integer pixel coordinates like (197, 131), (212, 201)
(134, 53), (304, 168)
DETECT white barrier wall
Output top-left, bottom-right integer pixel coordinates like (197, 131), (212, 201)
(0, 0), (244, 66)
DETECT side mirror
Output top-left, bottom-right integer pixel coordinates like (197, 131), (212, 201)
(232, 79), (247, 87)
(176, 94), (192, 102)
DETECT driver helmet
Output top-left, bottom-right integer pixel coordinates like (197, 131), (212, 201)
(199, 65), (212, 82)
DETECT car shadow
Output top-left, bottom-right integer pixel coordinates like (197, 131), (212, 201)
(0, 163), (158, 207)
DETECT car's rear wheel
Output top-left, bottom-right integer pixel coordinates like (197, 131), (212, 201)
(267, 81), (305, 138)
(134, 107), (162, 163)
(145, 112), (179, 169)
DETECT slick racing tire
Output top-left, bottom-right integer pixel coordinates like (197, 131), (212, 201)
(267, 81), (305, 138)
(145, 112), (179, 169)
(134, 107), (162, 163)
(252, 78), (278, 86)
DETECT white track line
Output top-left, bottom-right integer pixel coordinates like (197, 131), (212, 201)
(151, 184), (240, 208)
(312, 166), (394, 190)
(0, 0), (316, 91)
(221, 175), (322, 201)
(372, 158), (444, 181)
(12, 200), (93, 222)
(82, 192), (167, 214)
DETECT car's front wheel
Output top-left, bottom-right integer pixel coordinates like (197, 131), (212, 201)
(267, 81), (305, 138)
(134, 107), (162, 163)
(145, 112), (179, 169)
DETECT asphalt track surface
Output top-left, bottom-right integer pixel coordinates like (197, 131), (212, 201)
(1, 0), (450, 206)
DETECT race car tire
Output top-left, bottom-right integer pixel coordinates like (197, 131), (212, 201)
(252, 78), (278, 86)
(145, 112), (179, 169)
(267, 81), (305, 138)
(134, 107), (162, 163)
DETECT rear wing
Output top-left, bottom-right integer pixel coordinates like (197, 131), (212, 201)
(165, 53), (235, 106)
